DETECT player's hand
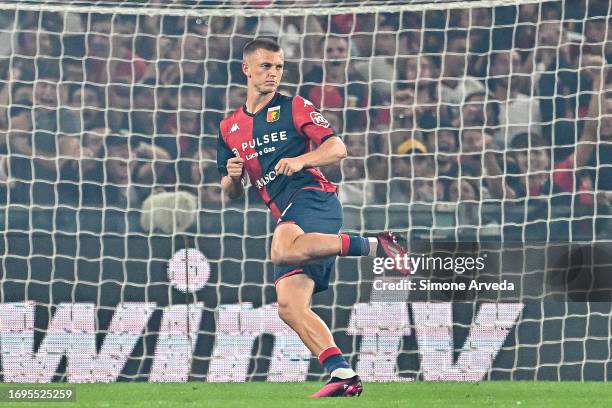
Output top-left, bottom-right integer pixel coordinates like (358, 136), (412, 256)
(226, 156), (244, 181)
(274, 157), (304, 176)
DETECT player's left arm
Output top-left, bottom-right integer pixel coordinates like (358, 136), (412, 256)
(275, 136), (347, 176)
(275, 96), (347, 176)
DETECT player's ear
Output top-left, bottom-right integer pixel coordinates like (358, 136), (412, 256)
(242, 61), (250, 78)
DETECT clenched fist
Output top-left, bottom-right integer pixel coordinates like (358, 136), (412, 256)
(226, 156), (245, 181)
(274, 157), (304, 176)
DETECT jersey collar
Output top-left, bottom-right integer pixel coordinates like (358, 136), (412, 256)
(242, 92), (280, 117)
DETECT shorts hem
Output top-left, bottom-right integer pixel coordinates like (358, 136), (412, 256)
(274, 268), (305, 285)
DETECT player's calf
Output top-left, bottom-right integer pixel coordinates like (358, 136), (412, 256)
(276, 297), (304, 328)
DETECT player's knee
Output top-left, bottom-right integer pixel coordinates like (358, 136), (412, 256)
(271, 243), (302, 265)
(277, 300), (306, 326)
(271, 247), (288, 265)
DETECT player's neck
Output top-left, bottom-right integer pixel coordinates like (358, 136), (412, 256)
(244, 90), (276, 115)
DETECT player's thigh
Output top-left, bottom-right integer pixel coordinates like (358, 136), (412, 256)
(279, 190), (343, 235)
(275, 272), (314, 312)
(271, 221), (304, 255)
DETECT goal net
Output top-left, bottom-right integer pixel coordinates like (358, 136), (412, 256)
(0, 0), (611, 383)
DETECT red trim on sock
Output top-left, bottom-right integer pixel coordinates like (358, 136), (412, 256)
(318, 346), (342, 364)
(339, 234), (350, 256)
(274, 269), (304, 285)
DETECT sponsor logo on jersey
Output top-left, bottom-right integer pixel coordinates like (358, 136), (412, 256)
(241, 131), (287, 151)
(303, 98), (314, 107)
(267, 106), (280, 122)
(310, 111), (330, 128)
(254, 170), (277, 190)
(230, 123), (240, 133)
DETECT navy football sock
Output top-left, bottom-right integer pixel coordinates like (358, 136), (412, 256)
(339, 234), (377, 256)
(319, 346), (350, 374)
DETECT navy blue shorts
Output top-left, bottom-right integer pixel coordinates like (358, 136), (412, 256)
(274, 188), (343, 293)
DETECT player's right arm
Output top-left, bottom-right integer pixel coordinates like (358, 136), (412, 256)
(217, 128), (245, 199)
(220, 157), (245, 199)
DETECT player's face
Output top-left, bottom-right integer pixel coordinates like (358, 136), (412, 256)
(243, 49), (284, 95)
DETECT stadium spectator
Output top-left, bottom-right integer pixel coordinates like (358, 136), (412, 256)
(456, 90), (498, 130)
(12, 82), (34, 108)
(387, 84), (416, 149)
(464, 8), (494, 81)
(439, 30), (485, 115)
(459, 128), (490, 178)
(172, 82), (205, 157)
(107, 82), (131, 132)
(155, 36), (181, 87)
(398, 54), (436, 87)
(321, 109), (344, 136)
(62, 57), (85, 84)
(178, 33), (206, 81)
(13, 20), (62, 79)
(124, 82), (174, 183)
(446, 177), (479, 202)
(428, 126), (459, 179)
(583, 4), (609, 59)
(396, 55), (443, 129)
(301, 35), (369, 131)
(67, 83), (107, 158)
(201, 18), (244, 112)
(338, 157), (377, 206)
(365, 133), (389, 203)
(353, 13), (402, 104)
(532, 21), (588, 140)
(390, 138), (435, 203)
(258, 15), (324, 82)
(67, 84), (105, 131)
(78, 134), (156, 209)
(207, 17), (233, 62)
(590, 73), (612, 193)
(344, 133), (367, 158)
(224, 85), (248, 113)
(0, 66), (30, 132)
(7, 67), (83, 206)
(487, 49), (542, 147)
(84, 14), (147, 84)
(179, 145), (224, 209)
(0, 10), (16, 76)
(484, 55), (605, 203)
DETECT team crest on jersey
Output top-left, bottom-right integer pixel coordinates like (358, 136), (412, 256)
(267, 106), (280, 122)
(310, 111), (330, 128)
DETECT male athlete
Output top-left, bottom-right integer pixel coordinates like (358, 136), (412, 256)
(217, 38), (408, 397)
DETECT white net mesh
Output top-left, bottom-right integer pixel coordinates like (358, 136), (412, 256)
(0, 0), (611, 383)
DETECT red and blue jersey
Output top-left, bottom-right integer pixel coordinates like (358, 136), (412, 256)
(217, 92), (337, 219)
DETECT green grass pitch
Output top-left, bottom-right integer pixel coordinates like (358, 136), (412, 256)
(1, 382), (610, 408)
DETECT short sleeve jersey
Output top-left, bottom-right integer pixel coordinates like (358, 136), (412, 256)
(217, 93), (337, 218)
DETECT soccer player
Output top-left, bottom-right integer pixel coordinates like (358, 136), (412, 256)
(217, 38), (408, 397)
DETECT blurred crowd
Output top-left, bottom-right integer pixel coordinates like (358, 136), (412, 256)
(0, 0), (609, 234)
